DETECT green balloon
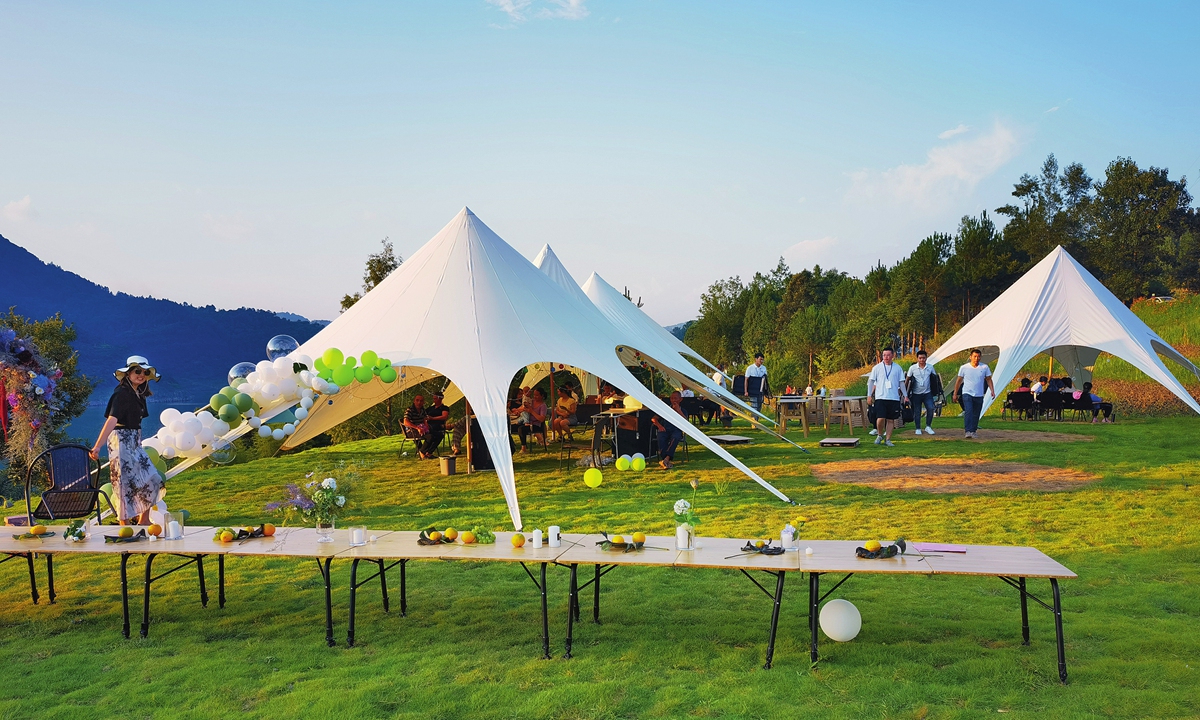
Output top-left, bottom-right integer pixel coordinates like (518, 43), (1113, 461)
(584, 468), (603, 488)
(209, 394), (228, 413)
(144, 446), (161, 463)
(232, 392), (253, 413)
(151, 455), (167, 477)
(332, 364), (355, 386)
(219, 386), (239, 400)
(319, 368), (333, 381)
(231, 377), (247, 388)
(313, 357), (327, 372)
(376, 357), (390, 370)
(632, 457), (646, 471)
(345, 356), (357, 369)
(379, 366), (398, 383)
(218, 403), (241, 423)
(360, 350), (378, 368)
(322, 348), (344, 368)
(615, 455), (631, 471)
(354, 365), (374, 384)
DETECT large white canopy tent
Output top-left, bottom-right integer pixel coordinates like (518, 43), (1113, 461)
(286, 208), (792, 528)
(928, 246), (1200, 416)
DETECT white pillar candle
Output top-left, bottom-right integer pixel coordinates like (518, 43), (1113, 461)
(676, 525), (690, 550)
(548, 526), (561, 548)
(351, 527), (365, 546)
(167, 521), (182, 540)
(532, 529), (543, 548)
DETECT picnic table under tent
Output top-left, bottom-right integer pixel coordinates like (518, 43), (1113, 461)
(283, 207), (793, 529)
(928, 246), (1200, 416)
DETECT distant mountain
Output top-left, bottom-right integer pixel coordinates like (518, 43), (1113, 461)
(276, 312), (330, 326)
(665, 321), (694, 341)
(1, 234), (323, 404)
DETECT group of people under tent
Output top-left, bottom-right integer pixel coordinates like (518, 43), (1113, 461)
(397, 374), (695, 469)
(1010, 375), (1114, 422)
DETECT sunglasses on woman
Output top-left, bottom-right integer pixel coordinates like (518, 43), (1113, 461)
(131, 367), (153, 376)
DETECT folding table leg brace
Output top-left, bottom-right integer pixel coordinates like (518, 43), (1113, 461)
(519, 562), (552, 660)
(1, 551), (39, 604)
(738, 569), (787, 669)
(347, 557), (404, 647)
(562, 563), (617, 659)
(138, 553), (211, 638)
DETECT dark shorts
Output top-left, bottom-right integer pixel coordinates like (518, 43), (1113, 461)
(874, 399), (902, 420)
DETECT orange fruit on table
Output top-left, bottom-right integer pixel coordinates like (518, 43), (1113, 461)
(755, 539), (765, 549)
(118, 526), (134, 538)
(220, 530), (235, 543)
(461, 531), (476, 544)
(147, 524), (163, 537)
(511, 533), (526, 548)
(263, 523), (276, 537)
(865, 540), (882, 552)
(444, 527), (459, 541)
(30, 524), (48, 536)
(428, 530), (442, 542)
(631, 531), (646, 544)
(611, 535), (625, 544)
(243, 526), (255, 534)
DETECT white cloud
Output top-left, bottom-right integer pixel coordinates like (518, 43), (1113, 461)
(538, 0), (589, 20)
(486, 0), (588, 22)
(848, 121), (1019, 211)
(202, 212), (254, 241)
(938, 123), (970, 140)
(783, 235), (839, 269)
(3, 195), (34, 222)
(1045, 106), (1059, 113)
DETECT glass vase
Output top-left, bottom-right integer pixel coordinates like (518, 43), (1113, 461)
(675, 523), (694, 551)
(316, 518), (335, 543)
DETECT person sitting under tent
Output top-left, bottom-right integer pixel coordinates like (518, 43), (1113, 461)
(652, 392), (686, 470)
(1061, 377), (1075, 395)
(550, 385), (578, 442)
(512, 388), (548, 453)
(1031, 375), (1047, 395)
(425, 392), (450, 454)
(1082, 382), (1113, 423)
(404, 394), (438, 459)
(1015, 378), (1033, 392)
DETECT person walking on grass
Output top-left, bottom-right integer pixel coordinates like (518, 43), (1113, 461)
(953, 348), (995, 439)
(906, 350), (941, 436)
(745, 352), (768, 411)
(867, 347), (907, 447)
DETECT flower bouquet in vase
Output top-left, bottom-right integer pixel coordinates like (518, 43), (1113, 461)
(673, 497), (700, 551)
(267, 473), (348, 543)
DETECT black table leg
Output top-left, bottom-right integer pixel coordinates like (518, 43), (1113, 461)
(218, 555), (226, 609)
(809, 572), (820, 664)
(197, 556), (208, 608)
(348, 558), (360, 647)
(1019, 577), (1030, 645)
(378, 559), (390, 613)
(565, 563), (578, 658)
(764, 571), (786, 669)
(400, 558), (407, 616)
(120, 553), (131, 638)
(319, 558), (335, 647)
(540, 562), (551, 660)
(46, 554), (55, 604)
(25, 553), (39, 604)
(141, 553), (156, 638)
(1051, 579), (1067, 684)
(593, 563), (601, 623)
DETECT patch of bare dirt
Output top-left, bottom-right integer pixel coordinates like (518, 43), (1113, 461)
(928, 428), (1093, 443)
(812, 457), (1098, 493)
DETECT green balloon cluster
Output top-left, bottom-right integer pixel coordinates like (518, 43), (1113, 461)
(318, 347), (396, 387)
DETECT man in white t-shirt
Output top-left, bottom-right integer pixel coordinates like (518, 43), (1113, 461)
(905, 350), (941, 436)
(745, 353), (768, 411)
(953, 348), (995, 439)
(867, 347), (907, 447)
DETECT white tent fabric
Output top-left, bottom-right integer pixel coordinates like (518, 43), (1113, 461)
(521, 361), (600, 398)
(290, 208), (792, 528)
(928, 246), (1200, 416)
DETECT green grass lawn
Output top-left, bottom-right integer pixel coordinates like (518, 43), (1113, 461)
(4, 417), (1200, 719)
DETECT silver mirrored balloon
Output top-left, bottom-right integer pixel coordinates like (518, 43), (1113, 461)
(209, 440), (237, 466)
(266, 335), (300, 361)
(228, 362), (256, 386)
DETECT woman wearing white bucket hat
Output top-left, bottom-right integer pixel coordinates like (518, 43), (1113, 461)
(90, 356), (162, 525)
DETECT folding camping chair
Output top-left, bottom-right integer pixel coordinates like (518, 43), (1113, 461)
(1003, 392), (1035, 420)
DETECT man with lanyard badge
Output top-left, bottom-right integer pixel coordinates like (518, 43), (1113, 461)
(867, 347), (907, 447)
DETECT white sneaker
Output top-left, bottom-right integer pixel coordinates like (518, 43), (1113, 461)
(925, 426), (935, 435)
(885, 440), (895, 447)
(874, 436), (882, 445)
(869, 429), (878, 436)
(964, 432), (972, 439)
(915, 429), (922, 435)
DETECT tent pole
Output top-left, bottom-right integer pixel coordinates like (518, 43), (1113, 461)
(465, 399), (472, 475)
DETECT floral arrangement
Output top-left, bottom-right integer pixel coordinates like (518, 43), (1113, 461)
(266, 474), (347, 524)
(673, 477), (700, 527)
(0, 326), (64, 467)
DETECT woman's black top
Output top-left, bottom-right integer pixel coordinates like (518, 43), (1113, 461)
(105, 383), (149, 430)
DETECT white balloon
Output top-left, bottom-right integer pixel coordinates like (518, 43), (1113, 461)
(632, 453), (645, 462)
(258, 366), (278, 383)
(326, 383), (340, 395)
(260, 383), (280, 401)
(300, 396), (314, 410)
(159, 408), (181, 426)
(295, 354), (312, 369)
(311, 378), (326, 392)
(180, 411), (196, 422)
(256, 360), (273, 375)
(245, 408), (256, 418)
(159, 431), (177, 449)
(819, 599), (862, 642)
(198, 428), (215, 444)
(271, 428), (286, 441)
(282, 423), (295, 435)
(142, 437), (163, 453)
(301, 388), (314, 400)
(169, 420), (185, 434)
(175, 433), (197, 452)
(210, 419), (230, 436)
(294, 407), (309, 420)
(279, 377), (298, 399)
(246, 371), (260, 385)
(258, 425), (272, 438)
(272, 357), (293, 375)
(183, 417), (203, 436)
(162, 446), (176, 459)
(196, 410), (215, 427)
(249, 416), (262, 428)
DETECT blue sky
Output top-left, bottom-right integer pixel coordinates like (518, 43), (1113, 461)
(2, 1), (1197, 324)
